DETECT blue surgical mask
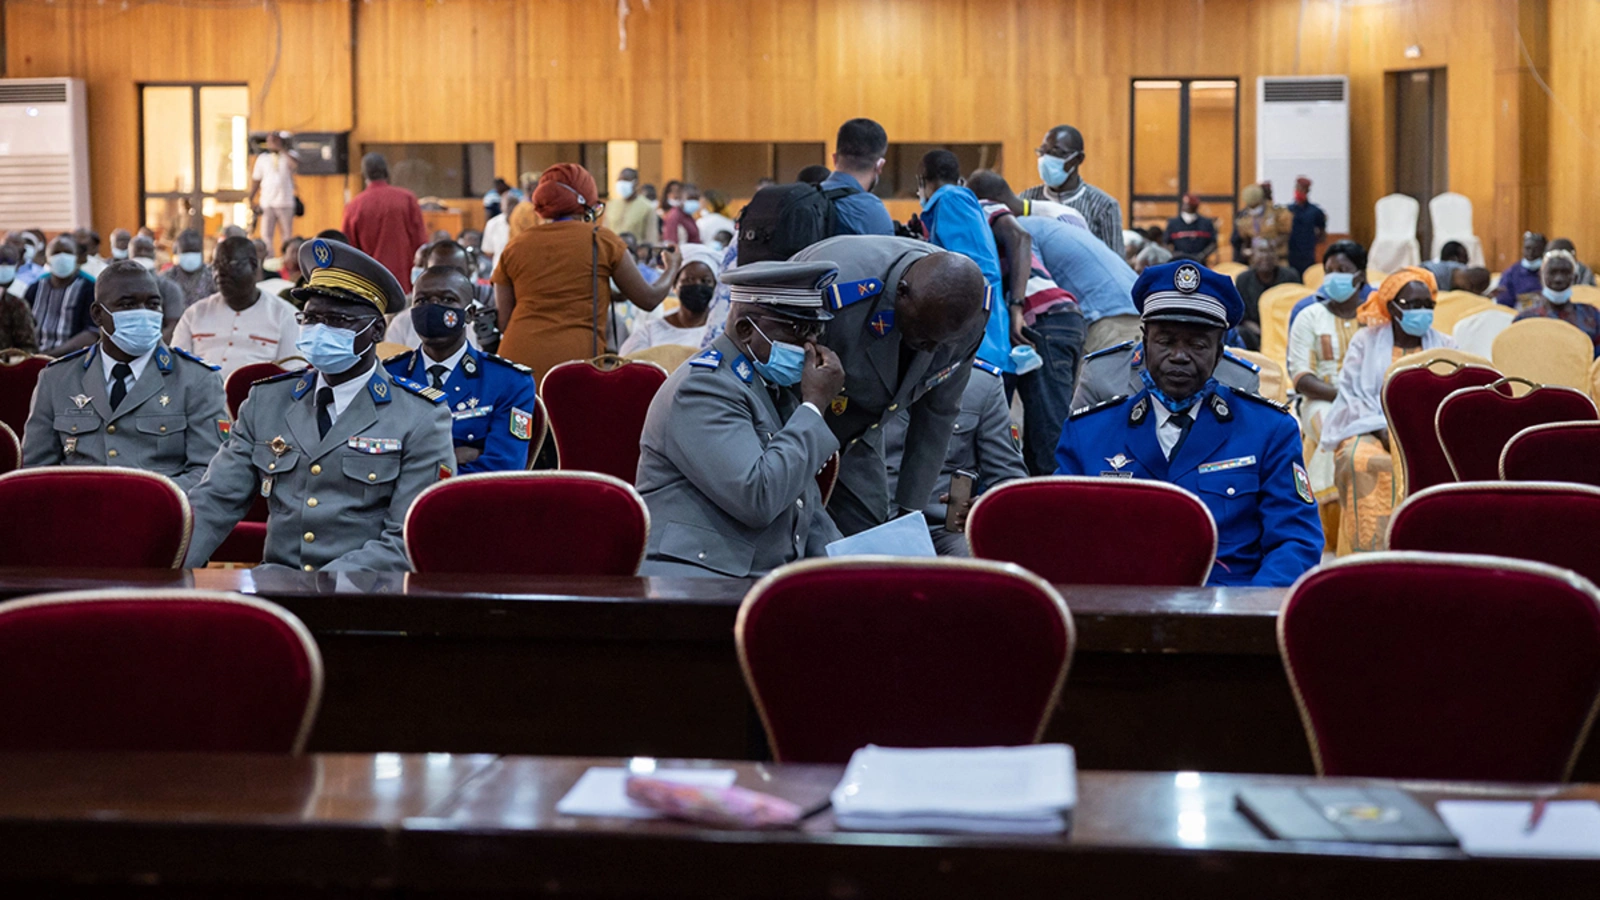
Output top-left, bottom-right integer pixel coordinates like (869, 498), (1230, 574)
(746, 321), (805, 387)
(1396, 308), (1434, 337)
(111, 247), (129, 260)
(1037, 154), (1075, 189)
(683, 199), (701, 215)
(1139, 368), (1215, 414)
(104, 308), (164, 357)
(0, 265), (14, 285)
(1321, 271), (1358, 302)
(178, 251), (205, 273)
(1522, 257), (1543, 271)
(410, 266), (425, 285)
(296, 323), (367, 374)
(48, 253), (78, 278)
(1544, 286), (1574, 305)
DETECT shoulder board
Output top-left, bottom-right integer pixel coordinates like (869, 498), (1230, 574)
(1231, 389), (1292, 414)
(825, 278), (885, 311)
(392, 376), (447, 403)
(688, 348), (724, 370)
(1070, 394), (1127, 419)
(45, 346), (92, 367)
(170, 346), (221, 371)
(480, 352), (533, 374)
(253, 367), (309, 387)
(381, 349), (416, 366)
(1083, 340), (1137, 362)
(972, 359), (1002, 377)
(1221, 350), (1260, 373)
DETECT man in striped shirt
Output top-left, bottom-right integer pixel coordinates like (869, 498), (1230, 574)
(25, 235), (98, 357)
(1021, 124), (1124, 257)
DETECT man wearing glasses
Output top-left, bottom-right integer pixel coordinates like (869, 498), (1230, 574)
(172, 236), (301, 379)
(184, 239), (455, 572)
(1021, 124), (1124, 257)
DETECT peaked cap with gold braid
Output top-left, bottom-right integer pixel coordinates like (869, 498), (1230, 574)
(290, 238), (404, 315)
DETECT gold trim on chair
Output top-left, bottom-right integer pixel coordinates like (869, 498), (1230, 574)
(1499, 421), (1600, 480)
(1379, 357), (1500, 501)
(537, 357), (670, 471)
(0, 467), (194, 568)
(1434, 379), (1598, 481)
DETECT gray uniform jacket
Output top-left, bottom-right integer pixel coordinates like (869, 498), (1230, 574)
(183, 364), (455, 571)
(1072, 340), (1262, 409)
(22, 343), (227, 491)
(636, 334), (841, 577)
(789, 236), (984, 528)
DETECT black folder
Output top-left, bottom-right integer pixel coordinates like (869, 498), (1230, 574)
(1236, 786), (1458, 846)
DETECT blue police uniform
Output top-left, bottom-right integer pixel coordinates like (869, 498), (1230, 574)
(384, 345), (539, 474)
(1054, 261), (1323, 587)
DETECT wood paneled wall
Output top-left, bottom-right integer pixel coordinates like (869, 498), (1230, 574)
(4, 0), (1591, 267)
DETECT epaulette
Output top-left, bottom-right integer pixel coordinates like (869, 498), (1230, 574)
(972, 359), (1003, 377)
(1070, 394), (1127, 419)
(170, 346), (221, 371)
(391, 376), (446, 403)
(1083, 340), (1137, 362)
(688, 348), (723, 370)
(45, 346), (92, 367)
(1222, 350), (1260, 373)
(480, 351), (533, 374)
(1232, 390), (1292, 414)
(253, 367), (309, 387)
(381, 349), (415, 365)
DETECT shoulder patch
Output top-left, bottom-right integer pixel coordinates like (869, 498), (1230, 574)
(253, 367), (309, 387)
(1231, 389), (1292, 414)
(382, 349), (416, 366)
(1083, 340), (1137, 362)
(688, 348), (724, 370)
(392, 376), (447, 403)
(1070, 394), (1128, 419)
(480, 352), (533, 374)
(170, 346), (221, 371)
(46, 346), (92, 367)
(1222, 350), (1260, 373)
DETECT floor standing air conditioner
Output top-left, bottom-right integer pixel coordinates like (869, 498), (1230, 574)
(1256, 76), (1349, 234)
(0, 78), (91, 232)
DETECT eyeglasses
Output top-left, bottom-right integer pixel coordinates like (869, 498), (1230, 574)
(756, 315), (825, 343)
(296, 311), (377, 331)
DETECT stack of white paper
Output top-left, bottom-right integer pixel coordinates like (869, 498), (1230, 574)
(1436, 800), (1600, 858)
(824, 511), (938, 558)
(830, 744), (1077, 834)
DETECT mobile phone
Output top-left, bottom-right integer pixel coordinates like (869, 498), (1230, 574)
(946, 470), (977, 533)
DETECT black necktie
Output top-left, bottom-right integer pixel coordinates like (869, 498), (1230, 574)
(109, 362), (133, 410)
(316, 387), (335, 439)
(428, 365), (448, 390)
(1169, 409), (1195, 459)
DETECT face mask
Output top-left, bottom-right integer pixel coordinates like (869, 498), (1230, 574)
(410, 266), (425, 286)
(1179, 211), (1197, 224)
(678, 283), (715, 315)
(132, 257), (158, 271)
(411, 303), (467, 340)
(1321, 272), (1358, 302)
(683, 199), (701, 215)
(667, 198), (683, 209)
(48, 253), (78, 278)
(1293, 191), (1309, 205)
(746, 321), (805, 387)
(296, 322), (368, 374)
(0, 265), (15, 285)
(1037, 154), (1073, 188)
(1522, 257), (1543, 270)
(105, 308), (164, 357)
(178, 251), (205, 273)
(613, 180), (635, 200)
(708, 240), (725, 253)
(1395, 308), (1434, 337)
(1544, 286), (1573, 305)
(111, 247), (129, 260)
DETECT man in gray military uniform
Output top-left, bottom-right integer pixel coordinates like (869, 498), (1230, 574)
(23, 260), (227, 491)
(184, 239), (455, 572)
(787, 236), (988, 536)
(884, 359), (1029, 556)
(1072, 338), (1261, 408)
(636, 261), (847, 577)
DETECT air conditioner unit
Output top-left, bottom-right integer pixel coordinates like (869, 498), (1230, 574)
(0, 78), (92, 232)
(1256, 76), (1349, 234)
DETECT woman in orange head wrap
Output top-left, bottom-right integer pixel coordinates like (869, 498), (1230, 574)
(493, 164), (682, 379)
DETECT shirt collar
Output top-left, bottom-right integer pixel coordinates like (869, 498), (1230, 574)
(824, 170), (865, 191)
(323, 362), (378, 420)
(102, 345), (156, 384)
(421, 341), (471, 379)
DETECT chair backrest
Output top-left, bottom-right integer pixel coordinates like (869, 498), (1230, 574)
(1279, 552), (1600, 781)
(405, 471), (648, 575)
(1451, 305), (1515, 359)
(1501, 422), (1600, 486)
(1436, 378), (1598, 482)
(1492, 317), (1595, 390)
(1212, 261), (1246, 278)
(816, 451), (840, 507)
(1374, 193), (1420, 234)
(1227, 348), (1287, 403)
(1431, 290), (1495, 334)
(224, 362), (286, 419)
(1427, 192), (1476, 259)
(1380, 358), (1501, 495)
(1390, 481), (1600, 585)
(1300, 263), (1325, 291)
(540, 357), (668, 482)
(1257, 282), (1313, 368)
(0, 351), (50, 441)
(624, 343), (697, 373)
(0, 421), (17, 475)
(736, 558), (1075, 763)
(0, 468), (192, 568)
(1573, 284), (1600, 307)
(0, 589), (322, 753)
(968, 476), (1217, 585)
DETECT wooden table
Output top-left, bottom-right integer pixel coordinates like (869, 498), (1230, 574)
(0, 752), (1593, 898)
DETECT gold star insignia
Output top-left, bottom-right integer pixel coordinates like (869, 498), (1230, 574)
(159, 394), (170, 407)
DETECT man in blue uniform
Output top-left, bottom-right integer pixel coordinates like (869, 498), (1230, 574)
(1055, 261), (1322, 587)
(384, 266), (538, 473)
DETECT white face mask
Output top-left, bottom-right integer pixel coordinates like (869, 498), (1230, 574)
(613, 180), (635, 200)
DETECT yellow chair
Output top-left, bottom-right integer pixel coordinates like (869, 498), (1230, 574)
(374, 341), (411, 360)
(1213, 261), (1247, 278)
(1385, 347), (1495, 380)
(1588, 357), (1600, 407)
(1432, 290), (1496, 335)
(1572, 284), (1600, 307)
(1492, 318), (1594, 391)
(1301, 263), (1325, 291)
(1367, 268), (1389, 287)
(624, 343), (698, 373)
(1256, 282), (1315, 371)
(1228, 348), (1288, 404)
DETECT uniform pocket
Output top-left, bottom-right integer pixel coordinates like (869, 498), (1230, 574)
(1196, 468), (1259, 501)
(54, 412), (101, 436)
(342, 453), (402, 509)
(135, 414), (188, 437)
(656, 521), (756, 577)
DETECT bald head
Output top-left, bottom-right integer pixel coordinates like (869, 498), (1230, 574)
(965, 169), (1012, 203)
(897, 252), (987, 353)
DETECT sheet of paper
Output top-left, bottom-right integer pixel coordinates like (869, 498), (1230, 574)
(832, 744), (1077, 817)
(555, 767), (737, 819)
(825, 511), (938, 558)
(1436, 800), (1600, 858)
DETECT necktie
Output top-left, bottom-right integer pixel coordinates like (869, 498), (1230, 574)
(317, 387), (335, 439)
(1169, 409), (1195, 459)
(428, 365), (448, 390)
(109, 362), (133, 411)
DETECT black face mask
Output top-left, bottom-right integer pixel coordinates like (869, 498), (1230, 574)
(678, 283), (715, 314)
(412, 303), (467, 340)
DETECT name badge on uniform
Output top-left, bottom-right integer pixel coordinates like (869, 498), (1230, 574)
(1198, 455), (1257, 475)
(348, 437), (402, 455)
(451, 406), (492, 421)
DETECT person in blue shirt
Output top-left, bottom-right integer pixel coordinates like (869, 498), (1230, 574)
(1287, 240), (1373, 335)
(916, 150), (1012, 376)
(1016, 214), (1139, 353)
(1286, 177), (1327, 275)
(819, 118), (896, 237)
(384, 266), (539, 474)
(1055, 261), (1323, 587)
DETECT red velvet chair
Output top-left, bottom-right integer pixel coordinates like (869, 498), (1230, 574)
(1388, 481), (1600, 585)
(966, 476), (1217, 585)
(540, 357), (667, 482)
(1436, 378), (1597, 482)
(0, 589), (322, 752)
(0, 468), (191, 569)
(0, 350), (49, 441)
(0, 422), (17, 475)
(207, 364), (283, 565)
(736, 558), (1075, 763)
(224, 361), (286, 418)
(404, 471), (649, 575)
(1279, 552), (1600, 781)
(1500, 421), (1600, 486)
(1380, 358), (1500, 494)
(815, 451), (840, 507)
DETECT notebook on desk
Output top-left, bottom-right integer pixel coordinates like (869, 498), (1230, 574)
(1237, 786), (1458, 846)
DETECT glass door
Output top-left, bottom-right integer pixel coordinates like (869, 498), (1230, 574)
(1129, 78), (1240, 260)
(140, 84), (250, 238)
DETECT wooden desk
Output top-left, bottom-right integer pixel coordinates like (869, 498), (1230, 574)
(0, 753), (1594, 898)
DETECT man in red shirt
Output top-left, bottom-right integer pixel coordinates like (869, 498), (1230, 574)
(342, 153), (429, 294)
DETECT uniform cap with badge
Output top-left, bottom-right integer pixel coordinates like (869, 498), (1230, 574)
(1132, 260), (1245, 330)
(291, 238), (404, 316)
(721, 261), (840, 322)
